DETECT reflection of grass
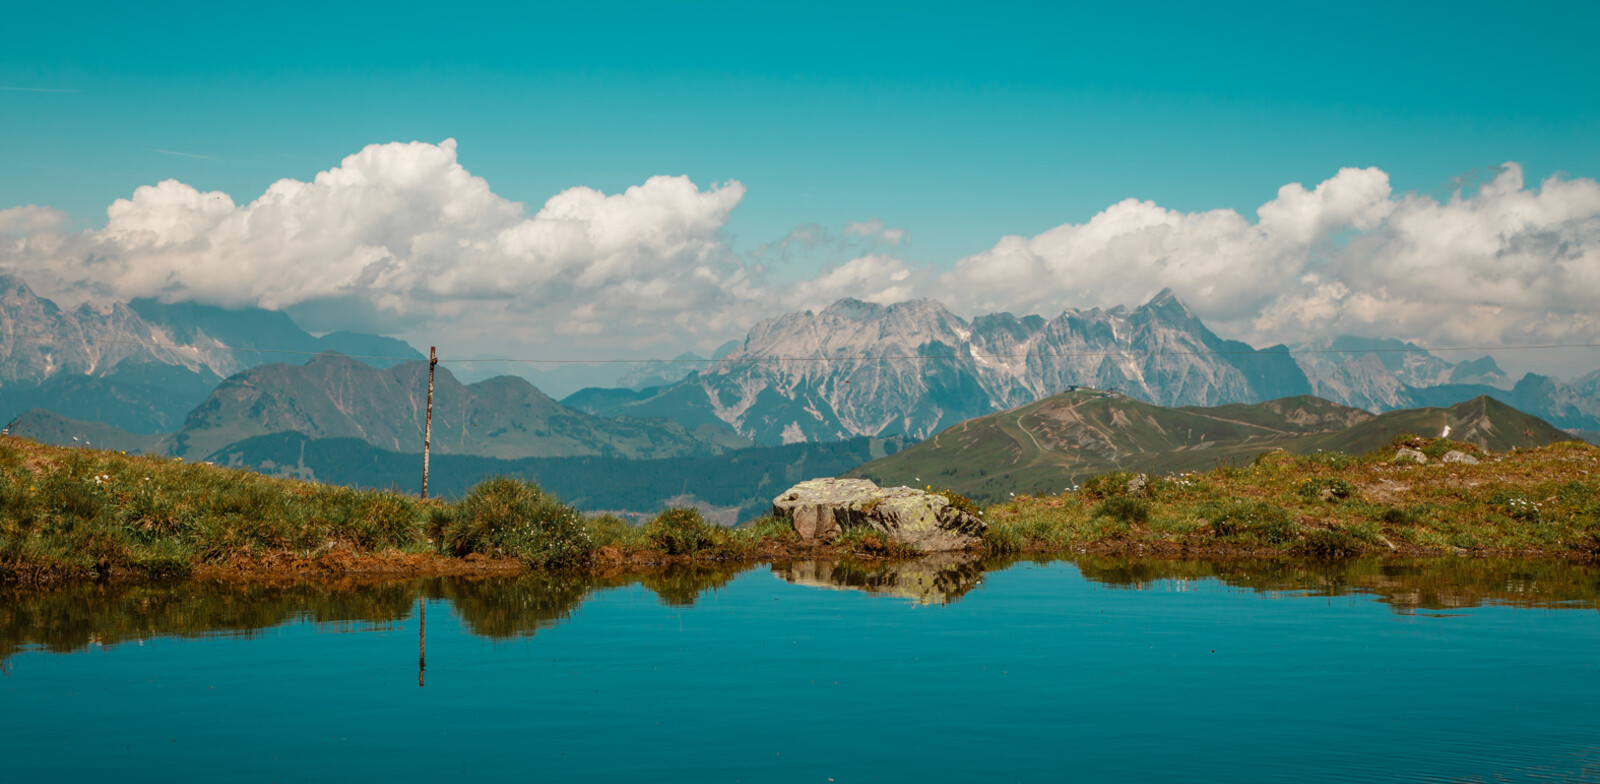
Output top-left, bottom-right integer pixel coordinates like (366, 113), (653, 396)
(1071, 554), (1600, 613)
(9, 553), (1599, 663)
(986, 438), (1600, 558)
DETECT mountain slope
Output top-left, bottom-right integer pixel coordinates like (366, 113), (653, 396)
(846, 391), (1572, 502)
(169, 353), (750, 460)
(206, 432), (898, 520)
(569, 291), (1313, 445)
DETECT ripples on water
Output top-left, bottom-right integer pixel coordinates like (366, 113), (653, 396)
(3, 556), (1598, 783)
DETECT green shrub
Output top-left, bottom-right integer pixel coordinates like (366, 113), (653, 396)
(644, 507), (721, 556)
(585, 514), (643, 549)
(431, 478), (593, 568)
(1079, 472), (1137, 500)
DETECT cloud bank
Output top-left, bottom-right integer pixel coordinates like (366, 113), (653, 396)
(938, 164), (1600, 353)
(2, 139), (1598, 368)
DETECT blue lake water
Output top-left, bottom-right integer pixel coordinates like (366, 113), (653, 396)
(3, 557), (1599, 783)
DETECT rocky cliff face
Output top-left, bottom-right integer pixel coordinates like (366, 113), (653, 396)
(571, 290), (1313, 445)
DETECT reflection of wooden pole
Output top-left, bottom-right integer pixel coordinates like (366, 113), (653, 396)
(418, 596), (426, 688)
(422, 347), (437, 499)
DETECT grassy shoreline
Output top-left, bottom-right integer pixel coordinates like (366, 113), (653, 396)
(1, 434), (1596, 585)
(986, 437), (1600, 559)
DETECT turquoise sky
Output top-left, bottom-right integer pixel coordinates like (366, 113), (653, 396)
(5, 0), (1597, 268)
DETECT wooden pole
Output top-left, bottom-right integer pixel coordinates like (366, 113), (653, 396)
(422, 346), (436, 499)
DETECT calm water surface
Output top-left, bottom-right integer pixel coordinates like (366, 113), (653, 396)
(3, 556), (1598, 783)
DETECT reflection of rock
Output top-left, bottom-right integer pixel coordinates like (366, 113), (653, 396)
(771, 554), (987, 604)
(771, 478), (985, 551)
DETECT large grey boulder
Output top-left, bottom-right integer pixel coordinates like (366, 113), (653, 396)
(771, 478), (986, 552)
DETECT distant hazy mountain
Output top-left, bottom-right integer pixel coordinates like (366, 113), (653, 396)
(847, 390), (1574, 502)
(568, 291), (1312, 445)
(453, 340), (741, 398)
(1293, 336), (1512, 411)
(0, 273), (423, 432)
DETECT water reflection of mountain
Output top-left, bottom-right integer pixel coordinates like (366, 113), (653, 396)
(1071, 556), (1600, 613)
(771, 555), (988, 605)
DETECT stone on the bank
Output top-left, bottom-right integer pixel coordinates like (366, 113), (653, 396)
(771, 478), (986, 552)
(1126, 473), (1148, 497)
(1442, 450), (1480, 465)
(1392, 447), (1428, 465)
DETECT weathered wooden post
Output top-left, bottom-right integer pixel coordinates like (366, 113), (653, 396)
(422, 346), (437, 499)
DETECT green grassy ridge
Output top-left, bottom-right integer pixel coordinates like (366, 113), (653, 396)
(981, 437), (1600, 558)
(0, 435), (791, 584)
(848, 391), (1574, 502)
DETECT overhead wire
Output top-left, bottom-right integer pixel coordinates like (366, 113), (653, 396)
(1, 330), (1597, 366)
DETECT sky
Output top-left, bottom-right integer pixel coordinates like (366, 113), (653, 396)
(3, 0), (1599, 377)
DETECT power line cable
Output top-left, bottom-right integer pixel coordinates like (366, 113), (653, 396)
(1, 330), (1597, 366)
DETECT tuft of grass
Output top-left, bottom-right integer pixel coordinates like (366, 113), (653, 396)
(834, 526), (920, 558)
(1093, 496), (1150, 526)
(922, 485), (981, 517)
(1296, 477), (1358, 503)
(1204, 501), (1297, 544)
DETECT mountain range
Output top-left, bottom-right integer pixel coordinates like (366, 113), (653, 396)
(10, 353), (750, 461)
(2, 271), (1596, 517)
(845, 391), (1575, 502)
(567, 291), (1600, 443)
(0, 274), (420, 433)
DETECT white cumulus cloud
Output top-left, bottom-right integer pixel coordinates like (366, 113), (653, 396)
(932, 164), (1600, 361)
(3, 145), (1597, 374)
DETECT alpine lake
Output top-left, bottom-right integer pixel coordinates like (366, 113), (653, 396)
(3, 555), (1598, 783)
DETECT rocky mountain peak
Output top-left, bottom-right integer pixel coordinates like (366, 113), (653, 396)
(1138, 287), (1198, 323)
